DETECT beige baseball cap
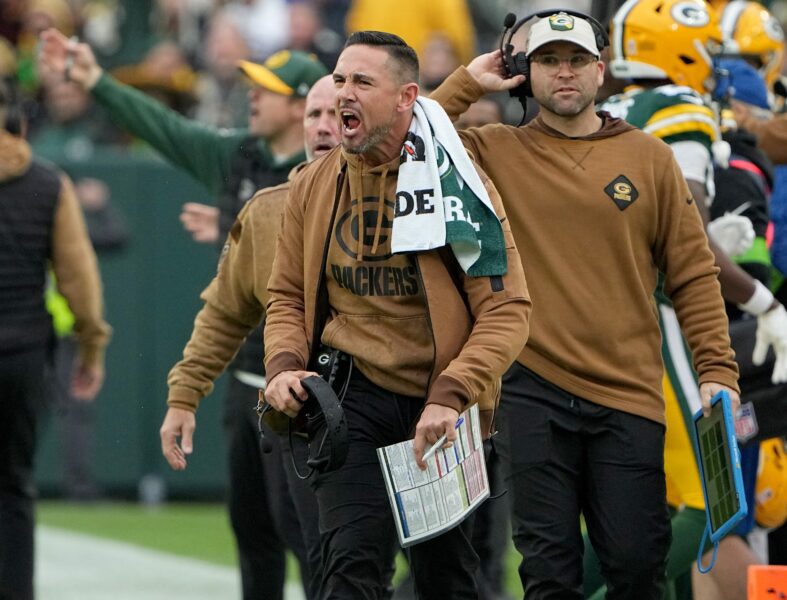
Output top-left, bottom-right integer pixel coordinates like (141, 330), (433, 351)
(525, 12), (601, 57)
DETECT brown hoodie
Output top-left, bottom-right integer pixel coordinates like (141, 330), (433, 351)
(430, 67), (739, 424)
(167, 178), (292, 411)
(0, 131), (110, 366)
(264, 146), (532, 432)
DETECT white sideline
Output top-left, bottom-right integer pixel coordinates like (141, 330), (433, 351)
(35, 526), (306, 600)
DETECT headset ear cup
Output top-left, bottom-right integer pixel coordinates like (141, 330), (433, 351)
(503, 49), (517, 80)
(513, 53), (533, 97)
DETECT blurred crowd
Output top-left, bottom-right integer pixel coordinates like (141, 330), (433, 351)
(0, 0), (496, 148)
(0, 0), (784, 159)
(2, 0), (780, 159)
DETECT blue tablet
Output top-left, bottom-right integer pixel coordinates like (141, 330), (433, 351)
(692, 390), (748, 567)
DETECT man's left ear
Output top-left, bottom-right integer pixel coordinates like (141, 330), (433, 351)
(398, 82), (419, 112)
(596, 60), (605, 87)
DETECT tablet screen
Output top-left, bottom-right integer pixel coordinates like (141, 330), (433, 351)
(695, 400), (739, 534)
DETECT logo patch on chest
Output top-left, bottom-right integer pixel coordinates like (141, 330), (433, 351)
(604, 175), (639, 211)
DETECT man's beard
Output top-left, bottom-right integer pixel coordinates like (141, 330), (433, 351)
(538, 92), (594, 118)
(343, 122), (394, 155)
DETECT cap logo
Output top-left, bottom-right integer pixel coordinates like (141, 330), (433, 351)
(549, 14), (575, 31)
(670, 2), (710, 28)
(265, 50), (291, 69)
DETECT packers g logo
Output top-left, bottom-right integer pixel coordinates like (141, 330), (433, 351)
(549, 14), (575, 31)
(613, 182), (632, 200)
(335, 197), (396, 261)
(670, 2), (711, 28)
(604, 175), (639, 211)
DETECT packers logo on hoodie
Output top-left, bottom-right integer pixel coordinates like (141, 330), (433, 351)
(335, 197), (396, 261)
(330, 196), (420, 297)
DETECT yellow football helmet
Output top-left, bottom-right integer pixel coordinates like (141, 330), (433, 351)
(609, 0), (723, 93)
(721, 1), (785, 88)
(755, 437), (787, 529)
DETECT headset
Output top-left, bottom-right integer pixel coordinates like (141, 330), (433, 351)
(290, 375), (349, 478)
(257, 348), (351, 479)
(0, 77), (22, 136)
(500, 8), (609, 116)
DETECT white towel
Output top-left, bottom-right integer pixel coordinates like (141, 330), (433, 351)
(393, 97), (507, 276)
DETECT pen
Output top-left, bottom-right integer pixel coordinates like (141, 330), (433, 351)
(421, 416), (464, 464)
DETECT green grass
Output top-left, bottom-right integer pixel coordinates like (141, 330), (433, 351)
(37, 501), (523, 596)
(38, 501), (239, 567)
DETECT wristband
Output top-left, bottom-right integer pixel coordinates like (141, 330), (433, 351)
(738, 279), (775, 316)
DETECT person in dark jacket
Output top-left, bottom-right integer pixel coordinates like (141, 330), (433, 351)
(0, 76), (110, 600)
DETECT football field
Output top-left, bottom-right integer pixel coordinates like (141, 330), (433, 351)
(35, 501), (523, 598)
(36, 502), (303, 600)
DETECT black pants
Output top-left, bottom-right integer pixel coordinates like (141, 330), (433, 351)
(497, 363), (670, 600)
(224, 375), (320, 600)
(310, 369), (479, 600)
(0, 346), (47, 600)
(47, 336), (99, 499)
(471, 441), (511, 600)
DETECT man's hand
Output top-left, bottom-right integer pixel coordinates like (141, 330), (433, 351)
(413, 404), (460, 470)
(160, 408), (196, 471)
(466, 50), (526, 94)
(699, 382), (740, 417)
(38, 28), (103, 90)
(71, 361), (104, 401)
(753, 304), (787, 384)
(264, 370), (319, 418)
(180, 202), (220, 244)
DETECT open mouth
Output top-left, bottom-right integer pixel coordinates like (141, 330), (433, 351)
(314, 142), (334, 153)
(340, 110), (361, 132)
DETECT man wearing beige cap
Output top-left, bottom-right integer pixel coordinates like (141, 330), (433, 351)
(39, 29), (327, 600)
(430, 9), (740, 599)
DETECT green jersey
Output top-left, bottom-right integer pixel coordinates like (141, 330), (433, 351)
(601, 84), (719, 151)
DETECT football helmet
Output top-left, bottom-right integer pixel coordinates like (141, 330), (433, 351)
(755, 437), (787, 529)
(610, 0), (723, 93)
(720, 1), (785, 88)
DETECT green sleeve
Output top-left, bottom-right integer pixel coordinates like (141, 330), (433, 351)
(91, 74), (248, 195)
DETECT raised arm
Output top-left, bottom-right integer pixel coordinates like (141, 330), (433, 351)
(38, 28), (244, 194)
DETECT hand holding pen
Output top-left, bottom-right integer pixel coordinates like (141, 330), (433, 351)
(421, 416), (465, 463)
(413, 404), (463, 470)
